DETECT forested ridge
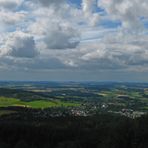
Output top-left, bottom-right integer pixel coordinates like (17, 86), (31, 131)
(0, 113), (148, 148)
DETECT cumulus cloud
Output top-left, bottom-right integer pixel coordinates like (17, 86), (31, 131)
(27, 2), (81, 50)
(0, 11), (26, 25)
(44, 24), (80, 49)
(0, 0), (23, 10)
(82, 0), (100, 26)
(98, 0), (148, 30)
(0, 32), (38, 58)
(34, 0), (65, 8)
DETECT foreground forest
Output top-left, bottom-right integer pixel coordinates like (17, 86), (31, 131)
(0, 113), (148, 148)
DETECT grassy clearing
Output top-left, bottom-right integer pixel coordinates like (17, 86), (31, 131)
(129, 91), (142, 98)
(0, 97), (21, 107)
(0, 97), (80, 109)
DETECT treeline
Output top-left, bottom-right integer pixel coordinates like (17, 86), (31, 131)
(0, 113), (148, 148)
(0, 88), (49, 101)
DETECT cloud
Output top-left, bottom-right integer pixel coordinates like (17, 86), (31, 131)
(35, 0), (65, 7)
(82, 0), (96, 16)
(98, 0), (148, 30)
(27, 2), (81, 50)
(0, 0), (148, 76)
(0, 56), (66, 70)
(0, 0), (23, 10)
(57, 32), (148, 72)
(0, 11), (26, 25)
(82, 0), (100, 26)
(22, 57), (66, 70)
(44, 24), (80, 49)
(0, 32), (38, 58)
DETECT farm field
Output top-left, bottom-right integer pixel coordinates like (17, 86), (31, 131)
(0, 96), (80, 109)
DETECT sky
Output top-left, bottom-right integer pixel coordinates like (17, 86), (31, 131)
(0, 0), (148, 82)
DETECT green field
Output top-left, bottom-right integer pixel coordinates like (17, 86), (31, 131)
(0, 97), (80, 109)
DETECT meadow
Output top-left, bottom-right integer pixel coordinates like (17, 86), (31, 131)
(0, 97), (80, 109)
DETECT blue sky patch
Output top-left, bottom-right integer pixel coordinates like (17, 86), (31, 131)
(100, 20), (121, 28)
